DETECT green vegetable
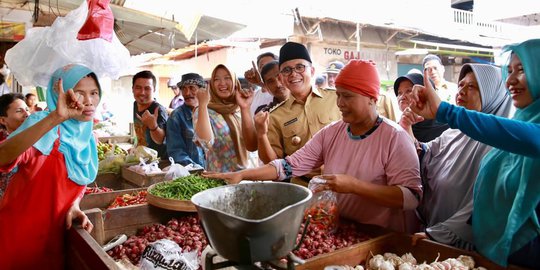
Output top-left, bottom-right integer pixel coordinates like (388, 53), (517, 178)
(149, 175), (226, 200)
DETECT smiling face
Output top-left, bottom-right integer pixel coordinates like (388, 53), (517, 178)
(0, 99), (29, 133)
(506, 54), (534, 109)
(279, 59), (314, 98)
(456, 71), (482, 111)
(212, 67), (234, 100)
(72, 76), (101, 122)
(396, 79), (414, 112)
(263, 65), (289, 102)
(182, 84), (200, 108)
(132, 78), (155, 106)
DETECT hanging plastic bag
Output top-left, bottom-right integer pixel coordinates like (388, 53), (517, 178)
(305, 176), (339, 233)
(164, 157), (190, 181)
(77, 0), (114, 42)
(140, 239), (199, 270)
(5, 0), (129, 87)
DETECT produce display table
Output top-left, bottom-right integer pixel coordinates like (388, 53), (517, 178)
(67, 205), (526, 270)
(296, 232), (527, 270)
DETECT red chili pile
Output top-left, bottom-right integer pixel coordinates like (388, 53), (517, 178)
(107, 190), (148, 209)
(84, 186), (113, 195)
(107, 215), (207, 265)
(293, 219), (371, 259)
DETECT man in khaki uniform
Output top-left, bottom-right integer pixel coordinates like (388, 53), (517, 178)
(266, 42), (341, 184)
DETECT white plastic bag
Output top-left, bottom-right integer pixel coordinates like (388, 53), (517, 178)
(140, 239), (199, 270)
(164, 157), (190, 181)
(306, 176), (339, 233)
(129, 158), (161, 175)
(5, 1), (130, 87)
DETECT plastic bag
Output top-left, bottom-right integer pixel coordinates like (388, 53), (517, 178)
(129, 158), (161, 175)
(4, 1), (129, 87)
(164, 157), (190, 181)
(305, 176), (339, 233)
(77, 0), (114, 42)
(125, 146), (159, 165)
(140, 239), (199, 270)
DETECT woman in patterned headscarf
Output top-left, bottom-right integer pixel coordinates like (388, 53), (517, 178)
(0, 64), (99, 269)
(402, 64), (513, 250)
(407, 39), (540, 268)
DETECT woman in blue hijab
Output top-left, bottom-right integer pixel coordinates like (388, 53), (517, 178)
(407, 39), (540, 268)
(0, 64), (100, 269)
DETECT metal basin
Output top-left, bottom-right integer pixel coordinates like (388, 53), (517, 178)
(191, 182), (312, 264)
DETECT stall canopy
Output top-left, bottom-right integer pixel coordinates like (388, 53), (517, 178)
(0, 0), (246, 55)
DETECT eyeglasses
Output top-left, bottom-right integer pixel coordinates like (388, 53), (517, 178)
(280, 64), (309, 76)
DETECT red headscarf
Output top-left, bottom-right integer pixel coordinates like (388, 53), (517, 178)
(335, 60), (380, 101)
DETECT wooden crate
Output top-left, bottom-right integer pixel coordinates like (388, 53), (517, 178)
(98, 136), (133, 144)
(93, 173), (138, 190)
(80, 187), (147, 210)
(296, 233), (527, 270)
(67, 204), (188, 269)
(67, 205), (389, 270)
(121, 166), (166, 187)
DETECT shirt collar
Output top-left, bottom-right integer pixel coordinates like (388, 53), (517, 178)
(285, 86), (323, 109)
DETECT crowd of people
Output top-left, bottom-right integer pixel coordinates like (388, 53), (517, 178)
(0, 38), (538, 268)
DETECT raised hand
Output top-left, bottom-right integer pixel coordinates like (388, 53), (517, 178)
(407, 70), (442, 119)
(254, 111), (269, 135)
(399, 106), (424, 130)
(54, 78), (84, 121)
(244, 61), (263, 86)
(235, 87), (254, 109)
(197, 82), (211, 106)
(203, 171), (242, 184)
(136, 107), (159, 130)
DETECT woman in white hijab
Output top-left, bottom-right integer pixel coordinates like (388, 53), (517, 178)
(400, 64), (513, 249)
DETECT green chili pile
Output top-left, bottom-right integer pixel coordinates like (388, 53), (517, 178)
(149, 175), (226, 200)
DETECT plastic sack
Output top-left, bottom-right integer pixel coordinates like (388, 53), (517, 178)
(5, 0), (130, 87)
(164, 157), (190, 181)
(78, 0), (114, 42)
(125, 146), (159, 165)
(98, 153), (125, 174)
(305, 176), (339, 233)
(140, 239), (199, 270)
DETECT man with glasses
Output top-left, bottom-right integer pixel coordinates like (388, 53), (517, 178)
(266, 42), (341, 185)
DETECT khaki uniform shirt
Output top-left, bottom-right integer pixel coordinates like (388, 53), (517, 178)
(268, 87), (341, 159)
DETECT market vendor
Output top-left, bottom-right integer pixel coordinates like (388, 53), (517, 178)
(0, 64), (96, 269)
(166, 73), (206, 167)
(132, 70), (168, 159)
(205, 60), (422, 233)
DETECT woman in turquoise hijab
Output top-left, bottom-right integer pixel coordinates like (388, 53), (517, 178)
(407, 39), (540, 268)
(0, 64), (100, 269)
